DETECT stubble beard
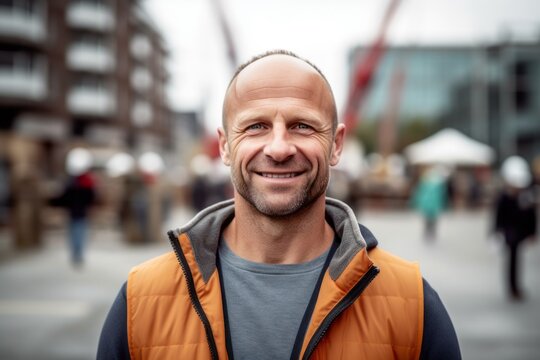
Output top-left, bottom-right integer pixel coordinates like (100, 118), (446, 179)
(230, 164), (329, 218)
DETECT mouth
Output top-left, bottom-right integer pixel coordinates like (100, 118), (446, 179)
(257, 172), (302, 178)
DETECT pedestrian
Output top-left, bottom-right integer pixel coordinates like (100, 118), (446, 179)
(493, 156), (537, 301)
(98, 50), (460, 359)
(120, 171), (148, 244)
(55, 148), (96, 267)
(412, 165), (448, 241)
(118, 152), (167, 245)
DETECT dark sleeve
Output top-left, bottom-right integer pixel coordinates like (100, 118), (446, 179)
(97, 282), (131, 360)
(420, 278), (461, 360)
(524, 200), (537, 238)
(494, 194), (505, 232)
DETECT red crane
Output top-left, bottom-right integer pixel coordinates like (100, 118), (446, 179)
(343, 0), (402, 134)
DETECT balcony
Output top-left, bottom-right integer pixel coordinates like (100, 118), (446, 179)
(131, 100), (153, 127)
(130, 34), (152, 60)
(67, 44), (115, 72)
(68, 87), (116, 116)
(66, 2), (114, 32)
(15, 114), (68, 141)
(0, 68), (47, 101)
(0, 6), (46, 42)
(130, 67), (152, 92)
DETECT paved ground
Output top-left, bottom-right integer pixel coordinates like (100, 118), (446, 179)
(0, 206), (539, 359)
(359, 209), (540, 360)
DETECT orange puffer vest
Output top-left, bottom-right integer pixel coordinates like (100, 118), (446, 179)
(127, 199), (424, 360)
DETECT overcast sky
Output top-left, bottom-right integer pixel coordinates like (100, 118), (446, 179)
(143, 0), (540, 130)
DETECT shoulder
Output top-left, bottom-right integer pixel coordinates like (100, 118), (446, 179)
(368, 246), (418, 267)
(364, 247), (423, 325)
(358, 224), (422, 296)
(343, 247), (424, 358)
(363, 249), (461, 358)
(368, 247), (422, 292)
(128, 252), (182, 297)
(131, 251), (178, 274)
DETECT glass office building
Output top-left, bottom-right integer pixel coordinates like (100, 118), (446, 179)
(350, 40), (540, 163)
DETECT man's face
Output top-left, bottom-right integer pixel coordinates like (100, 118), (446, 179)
(218, 55), (345, 217)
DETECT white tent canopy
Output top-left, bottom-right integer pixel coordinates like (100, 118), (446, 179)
(404, 128), (495, 166)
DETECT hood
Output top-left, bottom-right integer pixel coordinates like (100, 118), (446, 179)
(169, 197), (378, 283)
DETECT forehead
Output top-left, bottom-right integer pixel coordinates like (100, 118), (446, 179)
(225, 55), (332, 119)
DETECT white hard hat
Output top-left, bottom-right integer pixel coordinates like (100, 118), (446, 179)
(66, 148), (93, 176)
(106, 152), (135, 177)
(138, 152), (164, 175)
(501, 156), (531, 189)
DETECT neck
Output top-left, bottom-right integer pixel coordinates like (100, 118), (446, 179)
(222, 196), (334, 264)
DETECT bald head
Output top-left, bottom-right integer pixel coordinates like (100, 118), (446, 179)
(222, 51), (338, 134)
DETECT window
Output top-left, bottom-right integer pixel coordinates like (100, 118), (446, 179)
(514, 60), (531, 113)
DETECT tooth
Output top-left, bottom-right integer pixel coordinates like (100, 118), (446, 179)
(262, 173), (295, 178)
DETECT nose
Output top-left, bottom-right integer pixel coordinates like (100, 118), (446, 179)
(263, 126), (297, 162)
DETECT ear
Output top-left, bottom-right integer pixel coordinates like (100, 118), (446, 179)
(217, 127), (230, 166)
(330, 124), (345, 166)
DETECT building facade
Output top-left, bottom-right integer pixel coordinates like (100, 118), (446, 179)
(0, 0), (171, 179)
(350, 39), (540, 163)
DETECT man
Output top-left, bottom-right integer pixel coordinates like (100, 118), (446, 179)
(98, 50), (460, 359)
(494, 156), (537, 300)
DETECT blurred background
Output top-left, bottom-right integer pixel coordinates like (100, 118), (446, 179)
(0, 0), (539, 359)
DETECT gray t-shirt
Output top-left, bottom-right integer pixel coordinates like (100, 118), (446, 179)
(218, 241), (329, 360)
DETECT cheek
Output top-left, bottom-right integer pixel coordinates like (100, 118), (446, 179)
(299, 142), (333, 172)
(229, 140), (262, 169)
(309, 137), (334, 163)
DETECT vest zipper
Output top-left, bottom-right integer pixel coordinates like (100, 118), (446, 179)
(168, 230), (220, 360)
(301, 265), (380, 360)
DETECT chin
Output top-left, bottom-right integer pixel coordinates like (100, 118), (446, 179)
(256, 206), (300, 218)
(254, 194), (318, 218)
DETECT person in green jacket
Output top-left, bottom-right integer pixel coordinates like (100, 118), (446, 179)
(412, 166), (448, 241)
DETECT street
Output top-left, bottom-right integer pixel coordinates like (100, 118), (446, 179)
(1, 206), (539, 359)
(359, 209), (540, 360)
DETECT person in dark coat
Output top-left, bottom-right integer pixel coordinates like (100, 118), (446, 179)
(494, 156), (537, 300)
(55, 148), (96, 267)
(60, 172), (96, 265)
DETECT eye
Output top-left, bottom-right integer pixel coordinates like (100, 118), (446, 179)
(293, 123), (314, 133)
(245, 123), (266, 133)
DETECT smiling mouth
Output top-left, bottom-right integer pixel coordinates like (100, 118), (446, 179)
(258, 172), (301, 178)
